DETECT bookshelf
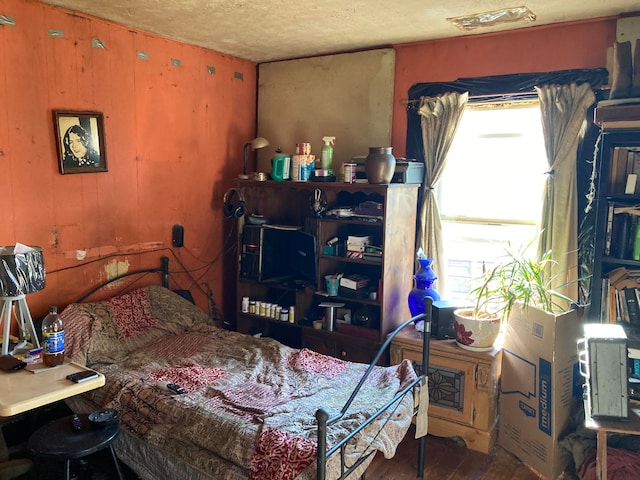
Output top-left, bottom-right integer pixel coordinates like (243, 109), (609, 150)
(591, 128), (640, 323)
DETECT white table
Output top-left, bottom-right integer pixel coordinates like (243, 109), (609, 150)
(0, 361), (104, 417)
(0, 361), (105, 478)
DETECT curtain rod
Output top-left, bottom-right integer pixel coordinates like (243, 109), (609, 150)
(400, 91), (538, 105)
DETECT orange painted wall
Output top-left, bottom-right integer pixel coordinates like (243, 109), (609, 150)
(391, 19), (618, 157)
(0, 0), (257, 321)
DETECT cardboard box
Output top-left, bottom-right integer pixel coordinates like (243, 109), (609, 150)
(499, 304), (587, 479)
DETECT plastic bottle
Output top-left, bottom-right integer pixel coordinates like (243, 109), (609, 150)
(321, 136), (335, 171)
(42, 306), (65, 367)
(271, 148), (291, 182)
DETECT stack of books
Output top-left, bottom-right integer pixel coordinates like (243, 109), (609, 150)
(601, 267), (640, 325)
(363, 245), (382, 263)
(339, 273), (371, 298)
(346, 235), (370, 259)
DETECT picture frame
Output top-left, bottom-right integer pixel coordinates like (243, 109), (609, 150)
(53, 110), (107, 174)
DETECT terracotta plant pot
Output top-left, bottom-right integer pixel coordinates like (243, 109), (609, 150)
(453, 308), (501, 352)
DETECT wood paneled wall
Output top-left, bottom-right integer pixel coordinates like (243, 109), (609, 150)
(0, 0), (257, 320)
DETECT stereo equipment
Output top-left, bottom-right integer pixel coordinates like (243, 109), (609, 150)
(431, 300), (457, 340)
(578, 323), (628, 419)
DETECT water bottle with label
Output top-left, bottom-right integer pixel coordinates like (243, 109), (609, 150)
(42, 306), (65, 367)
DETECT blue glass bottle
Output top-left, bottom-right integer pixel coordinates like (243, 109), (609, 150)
(408, 257), (440, 317)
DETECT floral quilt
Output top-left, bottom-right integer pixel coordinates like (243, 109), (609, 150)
(61, 286), (417, 480)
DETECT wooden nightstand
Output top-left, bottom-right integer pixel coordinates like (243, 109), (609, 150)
(390, 329), (502, 453)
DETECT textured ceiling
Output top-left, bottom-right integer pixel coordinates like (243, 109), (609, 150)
(40, 0), (640, 63)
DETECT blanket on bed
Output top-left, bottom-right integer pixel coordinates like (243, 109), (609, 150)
(61, 286), (416, 480)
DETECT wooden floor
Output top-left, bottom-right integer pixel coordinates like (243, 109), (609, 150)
(367, 426), (543, 480)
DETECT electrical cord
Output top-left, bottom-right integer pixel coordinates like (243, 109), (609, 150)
(47, 218), (240, 306)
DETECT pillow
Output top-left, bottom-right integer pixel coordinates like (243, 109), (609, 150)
(106, 288), (156, 338)
(64, 286), (215, 365)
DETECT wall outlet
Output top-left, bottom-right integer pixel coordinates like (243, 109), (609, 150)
(172, 224), (184, 247)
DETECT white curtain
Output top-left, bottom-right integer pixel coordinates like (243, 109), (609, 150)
(535, 83), (595, 306)
(417, 92), (468, 291)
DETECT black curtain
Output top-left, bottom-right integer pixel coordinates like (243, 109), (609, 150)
(406, 68), (609, 163)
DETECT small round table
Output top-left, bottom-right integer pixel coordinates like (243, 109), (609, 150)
(27, 413), (124, 480)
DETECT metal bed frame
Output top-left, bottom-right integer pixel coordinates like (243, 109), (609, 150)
(73, 255), (431, 479)
(316, 296), (431, 480)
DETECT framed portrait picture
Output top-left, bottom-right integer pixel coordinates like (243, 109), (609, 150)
(53, 110), (107, 174)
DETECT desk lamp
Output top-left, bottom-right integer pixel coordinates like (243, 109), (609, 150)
(0, 245), (45, 355)
(239, 137), (269, 179)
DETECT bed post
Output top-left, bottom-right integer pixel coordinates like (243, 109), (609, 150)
(316, 408), (329, 480)
(161, 256), (169, 288)
(417, 296), (432, 478)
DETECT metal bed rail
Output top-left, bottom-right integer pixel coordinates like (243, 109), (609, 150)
(316, 296), (432, 480)
(76, 256), (170, 303)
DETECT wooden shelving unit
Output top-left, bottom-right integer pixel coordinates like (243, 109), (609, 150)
(234, 179), (418, 363)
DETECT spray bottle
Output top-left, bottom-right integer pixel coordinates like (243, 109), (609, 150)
(321, 136), (335, 171)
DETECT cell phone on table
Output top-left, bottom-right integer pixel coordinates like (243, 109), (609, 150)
(0, 354), (26, 372)
(66, 370), (99, 383)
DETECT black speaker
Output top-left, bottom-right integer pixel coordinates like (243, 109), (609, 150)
(431, 300), (458, 340)
(223, 188), (246, 219)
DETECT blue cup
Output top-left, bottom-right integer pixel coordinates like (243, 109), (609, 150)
(325, 275), (339, 296)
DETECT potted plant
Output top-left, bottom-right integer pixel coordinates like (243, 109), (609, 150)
(453, 239), (573, 351)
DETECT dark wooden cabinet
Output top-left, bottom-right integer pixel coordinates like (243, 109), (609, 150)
(302, 329), (383, 364)
(234, 180), (418, 361)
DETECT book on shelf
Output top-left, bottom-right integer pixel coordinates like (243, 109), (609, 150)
(607, 146), (640, 194)
(618, 213), (633, 259)
(600, 268), (640, 323)
(623, 287), (640, 326)
(626, 174), (638, 194)
(604, 203), (640, 258)
(363, 245), (382, 263)
(605, 201), (615, 256)
(346, 235), (371, 245)
(611, 147), (629, 193)
(339, 273), (370, 290)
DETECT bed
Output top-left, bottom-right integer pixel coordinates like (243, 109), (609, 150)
(60, 259), (431, 480)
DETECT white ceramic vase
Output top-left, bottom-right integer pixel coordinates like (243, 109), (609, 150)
(453, 308), (501, 352)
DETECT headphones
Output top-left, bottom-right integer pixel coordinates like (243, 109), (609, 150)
(223, 188), (246, 219)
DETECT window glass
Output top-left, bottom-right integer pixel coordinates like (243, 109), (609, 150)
(437, 102), (547, 302)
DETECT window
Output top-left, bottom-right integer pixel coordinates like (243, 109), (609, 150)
(437, 101), (548, 302)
